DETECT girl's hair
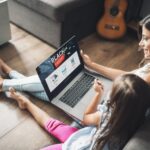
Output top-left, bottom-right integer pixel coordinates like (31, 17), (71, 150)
(138, 15), (150, 67)
(93, 74), (150, 150)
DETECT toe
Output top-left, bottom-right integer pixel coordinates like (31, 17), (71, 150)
(9, 87), (19, 98)
(9, 87), (16, 93)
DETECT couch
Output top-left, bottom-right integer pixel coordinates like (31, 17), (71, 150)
(7, 0), (104, 48)
(123, 119), (150, 150)
(0, 0), (11, 45)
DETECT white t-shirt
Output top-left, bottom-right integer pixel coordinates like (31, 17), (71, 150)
(131, 63), (150, 78)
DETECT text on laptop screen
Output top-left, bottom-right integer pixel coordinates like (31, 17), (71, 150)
(45, 51), (80, 92)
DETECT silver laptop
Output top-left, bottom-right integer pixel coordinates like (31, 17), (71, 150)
(36, 36), (112, 121)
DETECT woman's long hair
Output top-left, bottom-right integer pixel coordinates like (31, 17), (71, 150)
(138, 14), (150, 41)
(138, 15), (150, 67)
(93, 74), (150, 150)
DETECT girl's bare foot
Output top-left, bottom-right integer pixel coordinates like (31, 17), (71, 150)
(8, 87), (30, 110)
(0, 59), (13, 75)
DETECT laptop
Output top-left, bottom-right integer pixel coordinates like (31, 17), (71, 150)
(36, 36), (112, 121)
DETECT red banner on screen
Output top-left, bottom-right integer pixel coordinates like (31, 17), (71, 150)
(54, 54), (65, 68)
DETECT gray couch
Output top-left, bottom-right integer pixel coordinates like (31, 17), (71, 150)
(8, 0), (104, 48)
(123, 119), (150, 150)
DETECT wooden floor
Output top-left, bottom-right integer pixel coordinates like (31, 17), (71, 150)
(0, 24), (142, 150)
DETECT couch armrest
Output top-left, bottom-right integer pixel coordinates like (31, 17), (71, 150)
(123, 120), (150, 150)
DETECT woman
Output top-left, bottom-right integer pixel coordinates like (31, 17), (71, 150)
(80, 14), (150, 84)
(7, 74), (150, 150)
(1, 15), (150, 100)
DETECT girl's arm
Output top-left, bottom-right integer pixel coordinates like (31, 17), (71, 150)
(80, 50), (127, 80)
(82, 79), (104, 126)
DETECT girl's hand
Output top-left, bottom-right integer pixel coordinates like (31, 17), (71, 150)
(93, 79), (104, 95)
(80, 50), (93, 68)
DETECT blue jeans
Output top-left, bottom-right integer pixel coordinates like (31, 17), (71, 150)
(2, 70), (49, 101)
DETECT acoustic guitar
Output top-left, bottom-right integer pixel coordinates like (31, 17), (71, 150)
(97, 0), (128, 40)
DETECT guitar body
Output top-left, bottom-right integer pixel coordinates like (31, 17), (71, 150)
(97, 0), (128, 40)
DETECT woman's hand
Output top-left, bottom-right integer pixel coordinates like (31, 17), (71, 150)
(80, 50), (93, 68)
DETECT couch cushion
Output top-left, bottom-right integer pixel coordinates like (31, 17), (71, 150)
(123, 120), (150, 150)
(14, 0), (96, 22)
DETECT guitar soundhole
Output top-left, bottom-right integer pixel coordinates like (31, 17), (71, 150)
(110, 7), (119, 16)
(105, 24), (120, 31)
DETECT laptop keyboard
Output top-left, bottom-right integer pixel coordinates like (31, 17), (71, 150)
(59, 73), (95, 108)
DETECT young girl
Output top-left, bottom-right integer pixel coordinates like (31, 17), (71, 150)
(1, 15), (150, 101)
(7, 74), (150, 150)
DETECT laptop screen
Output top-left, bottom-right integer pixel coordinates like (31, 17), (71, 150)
(36, 36), (84, 101)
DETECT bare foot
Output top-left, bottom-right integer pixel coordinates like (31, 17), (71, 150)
(9, 87), (30, 110)
(0, 59), (13, 75)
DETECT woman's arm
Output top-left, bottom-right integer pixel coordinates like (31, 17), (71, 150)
(80, 50), (127, 80)
(143, 73), (150, 84)
(82, 79), (104, 126)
